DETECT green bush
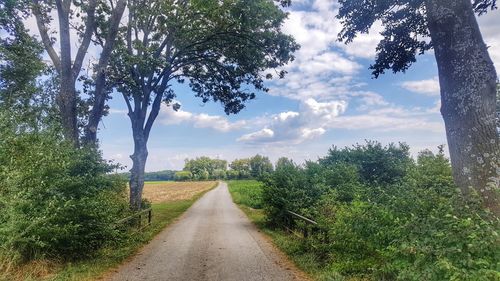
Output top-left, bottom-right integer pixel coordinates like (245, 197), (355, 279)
(0, 132), (128, 261)
(262, 158), (327, 227)
(320, 141), (413, 185)
(261, 143), (500, 280)
(174, 171), (192, 181)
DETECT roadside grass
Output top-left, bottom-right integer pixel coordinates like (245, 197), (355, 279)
(2, 181), (217, 281)
(227, 180), (355, 281)
(226, 180), (264, 209)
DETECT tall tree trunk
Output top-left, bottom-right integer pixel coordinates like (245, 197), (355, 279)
(425, 0), (500, 216)
(129, 128), (148, 210)
(83, 0), (127, 145)
(125, 89), (165, 210)
(57, 84), (79, 144)
(56, 0), (79, 144)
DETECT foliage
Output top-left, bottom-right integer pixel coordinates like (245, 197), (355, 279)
(174, 171), (193, 181)
(0, 12), (55, 133)
(336, 0), (497, 78)
(0, 132), (128, 261)
(183, 157), (227, 180)
(229, 155), (274, 179)
(119, 170), (178, 181)
(227, 180), (264, 209)
(0, 4), (131, 266)
(262, 158), (317, 227)
(1, 181), (213, 281)
(249, 155), (274, 178)
(229, 158), (251, 179)
(109, 0), (298, 115)
(336, 0), (500, 218)
(257, 142), (500, 280)
(319, 141), (413, 185)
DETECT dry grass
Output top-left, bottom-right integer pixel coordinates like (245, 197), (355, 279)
(142, 181), (217, 203)
(0, 258), (58, 281)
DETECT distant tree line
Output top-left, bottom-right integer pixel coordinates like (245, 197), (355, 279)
(176, 155), (273, 181)
(119, 170), (177, 182)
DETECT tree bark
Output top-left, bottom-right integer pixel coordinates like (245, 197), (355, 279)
(425, 0), (500, 216)
(125, 88), (167, 210)
(55, 0), (79, 144)
(129, 131), (148, 210)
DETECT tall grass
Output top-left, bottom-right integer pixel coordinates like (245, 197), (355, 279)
(227, 180), (263, 209)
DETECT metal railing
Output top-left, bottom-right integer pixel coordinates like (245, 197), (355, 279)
(286, 210), (318, 238)
(114, 208), (152, 231)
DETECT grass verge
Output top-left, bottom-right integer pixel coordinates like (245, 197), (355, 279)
(227, 180), (350, 281)
(2, 181), (217, 281)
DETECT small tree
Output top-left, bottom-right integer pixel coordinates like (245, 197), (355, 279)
(109, 0), (298, 209)
(336, 0), (500, 216)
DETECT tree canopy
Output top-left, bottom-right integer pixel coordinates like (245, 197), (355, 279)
(336, 0), (500, 216)
(337, 0), (497, 77)
(108, 0), (298, 209)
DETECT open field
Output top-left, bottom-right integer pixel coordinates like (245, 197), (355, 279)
(142, 181), (217, 203)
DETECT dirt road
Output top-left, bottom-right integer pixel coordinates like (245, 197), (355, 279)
(109, 182), (306, 281)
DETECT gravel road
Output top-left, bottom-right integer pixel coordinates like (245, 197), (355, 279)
(108, 182), (307, 281)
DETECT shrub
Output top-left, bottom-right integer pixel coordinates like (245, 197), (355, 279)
(174, 171), (192, 181)
(0, 132), (128, 261)
(262, 158), (325, 227)
(261, 143), (500, 280)
(314, 148), (500, 280)
(320, 141), (413, 185)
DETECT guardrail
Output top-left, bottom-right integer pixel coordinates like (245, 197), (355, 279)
(114, 208), (152, 231)
(286, 210), (318, 238)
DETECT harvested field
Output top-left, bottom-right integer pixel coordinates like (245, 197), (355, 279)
(142, 181), (217, 203)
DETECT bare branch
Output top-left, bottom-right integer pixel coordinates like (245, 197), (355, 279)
(72, 0), (98, 80)
(32, 0), (61, 72)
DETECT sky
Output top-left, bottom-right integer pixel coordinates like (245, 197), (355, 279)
(23, 0), (500, 172)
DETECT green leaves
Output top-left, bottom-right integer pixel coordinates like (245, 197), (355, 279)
(0, 133), (128, 261)
(260, 142), (500, 280)
(110, 0), (298, 114)
(337, 0), (497, 77)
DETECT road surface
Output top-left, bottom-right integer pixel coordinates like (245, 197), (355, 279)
(108, 182), (306, 281)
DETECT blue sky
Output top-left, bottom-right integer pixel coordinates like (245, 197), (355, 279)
(96, 0), (500, 171)
(22, 0), (499, 172)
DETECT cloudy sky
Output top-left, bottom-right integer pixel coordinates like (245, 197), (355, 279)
(77, 1), (500, 171)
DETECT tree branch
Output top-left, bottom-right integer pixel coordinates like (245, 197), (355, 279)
(72, 0), (98, 80)
(144, 74), (170, 140)
(32, 0), (61, 72)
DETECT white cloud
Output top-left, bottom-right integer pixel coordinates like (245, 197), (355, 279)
(401, 76), (440, 96)
(268, 3), (362, 101)
(477, 11), (500, 69)
(237, 128), (275, 142)
(237, 94), (445, 145)
(335, 21), (384, 59)
(238, 98), (347, 144)
(160, 105), (245, 132)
